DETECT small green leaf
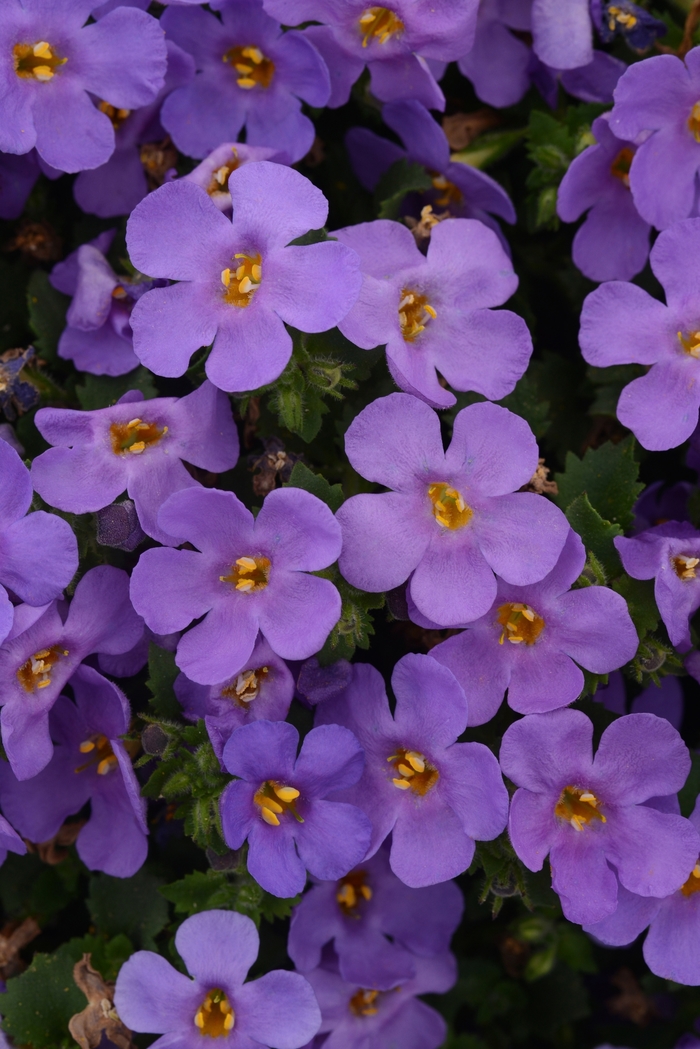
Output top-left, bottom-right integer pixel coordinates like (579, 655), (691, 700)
(87, 869), (169, 950)
(556, 436), (643, 530)
(26, 269), (69, 362)
(451, 128), (526, 170)
(374, 158), (432, 220)
(146, 643), (181, 720)
(565, 493), (623, 580)
(1, 944), (85, 1049)
(285, 461), (344, 512)
(287, 227), (333, 246)
(612, 575), (659, 639)
(76, 366), (158, 410)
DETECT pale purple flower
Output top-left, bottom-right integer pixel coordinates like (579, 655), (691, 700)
(31, 381), (240, 545)
(115, 909), (321, 1049)
(336, 394), (569, 627)
(633, 480), (691, 533)
(500, 708), (699, 925)
(220, 720), (372, 898)
(0, 150), (39, 219)
(316, 654), (508, 887)
(183, 141), (287, 214)
(160, 0), (329, 163)
(0, 0), (167, 173)
(126, 164), (362, 392)
(0, 566), (143, 780)
(0, 817), (25, 868)
(580, 219), (700, 451)
(557, 114), (651, 282)
(597, 673), (685, 728)
(98, 627), (179, 680)
(0, 665), (147, 877)
(130, 486), (342, 685)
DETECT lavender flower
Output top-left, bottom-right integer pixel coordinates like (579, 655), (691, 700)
(633, 480), (691, 533)
(428, 529), (638, 725)
(500, 709), (699, 924)
(114, 909), (321, 1048)
(183, 142), (287, 214)
(130, 486), (342, 685)
(0, 665), (147, 877)
(594, 0), (666, 52)
(0, 438), (78, 647)
(615, 522), (700, 650)
(0, 818), (25, 868)
(0, 151), (40, 220)
(31, 381), (240, 545)
(0, 566), (143, 780)
(557, 115), (651, 282)
(0, 0), (167, 173)
(288, 844), (463, 989)
(316, 654), (508, 887)
(126, 165), (362, 392)
(160, 0), (329, 163)
(336, 394), (568, 627)
(580, 219), (700, 450)
(220, 720), (372, 898)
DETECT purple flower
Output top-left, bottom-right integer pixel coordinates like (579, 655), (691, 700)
(428, 529), (638, 724)
(585, 794), (700, 985)
(609, 47), (700, 230)
(615, 522), (700, 650)
(288, 844), (463, 989)
(160, 0), (329, 164)
(580, 219), (700, 451)
(557, 114), (651, 282)
(336, 394), (569, 627)
(316, 654), (508, 887)
(0, 566), (143, 780)
(130, 485), (342, 685)
(0, 665), (147, 877)
(633, 480), (691, 533)
(0, 0), (167, 173)
(304, 951), (456, 1049)
(594, 0), (666, 51)
(500, 708), (699, 924)
(114, 909), (321, 1048)
(0, 817), (25, 867)
(0, 150), (39, 219)
(597, 673), (685, 729)
(183, 142), (288, 214)
(0, 438), (78, 644)
(175, 635), (296, 763)
(98, 627), (178, 680)
(72, 40), (195, 219)
(126, 165), (362, 392)
(263, 0), (478, 111)
(31, 381), (239, 545)
(220, 719), (372, 898)
(335, 218), (530, 409)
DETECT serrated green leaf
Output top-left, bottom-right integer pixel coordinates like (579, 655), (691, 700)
(146, 643), (181, 719)
(285, 461), (344, 512)
(160, 870), (232, 915)
(565, 493), (622, 580)
(612, 575), (659, 639)
(1, 943), (84, 1049)
(374, 158), (432, 220)
(87, 870), (168, 950)
(75, 366), (158, 410)
(556, 436), (643, 530)
(26, 269), (68, 362)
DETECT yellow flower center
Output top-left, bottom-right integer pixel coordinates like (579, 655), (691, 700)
(253, 780), (303, 827)
(672, 553), (700, 579)
(554, 786), (606, 832)
(207, 149), (241, 196)
(221, 253), (262, 308)
(358, 7), (405, 46)
(678, 330), (700, 359)
(497, 602), (545, 645)
(194, 988), (235, 1037)
(430, 173), (463, 209)
(223, 45), (274, 89)
(610, 147), (634, 188)
(17, 645), (69, 693)
(689, 102), (700, 142)
(428, 482), (473, 530)
(220, 556), (271, 593)
(681, 861), (700, 897)
(75, 734), (118, 776)
(220, 666), (269, 707)
(336, 870), (373, 916)
(109, 417), (168, 456)
(607, 5), (638, 31)
(97, 100), (131, 130)
(398, 288), (437, 342)
(388, 748), (439, 795)
(13, 41), (66, 81)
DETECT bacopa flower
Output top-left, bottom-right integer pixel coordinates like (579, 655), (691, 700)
(0, 566), (143, 781)
(288, 844), (463, 990)
(220, 720), (372, 898)
(633, 480), (691, 533)
(129, 486), (342, 685)
(263, 0), (478, 110)
(183, 142), (287, 214)
(615, 521), (700, 649)
(160, 0), (330, 164)
(0, 665), (147, 878)
(336, 394), (568, 627)
(31, 381), (240, 545)
(557, 114), (651, 283)
(0, 438), (78, 647)
(429, 529), (638, 724)
(609, 46), (700, 229)
(126, 164), (362, 393)
(316, 654), (509, 887)
(0, 817), (25, 868)
(0, 151), (40, 220)
(580, 219), (700, 451)
(114, 909), (321, 1048)
(0, 0), (167, 173)
(500, 709), (699, 925)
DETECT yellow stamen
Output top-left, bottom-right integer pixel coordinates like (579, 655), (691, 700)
(350, 989), (381, 1016)
(74, 734), (118, 776)
(17, 645), (68, 693)
(223, 44), (274, 89)
(610, 147), (634, 188)
(430, 171), (464, 208)
(388, 748), (439, 795)
(689, 101), (700, 143)
(673, 554), (700, 579)
(222, 252), (262, 308)
(358, 7), (405, 46)
(427, 482), (473, 530)
(497, 603), (545, 645)
(336, 870), (373, 915)
(13, 41), (67, 80)
(109, 417), (167, 456)
(398, 287), (437, 341)
(274, 785), (300, 802)
(254, 780), (303, 825)
(678, 331), (700, 359)
(261, 807), (280, 826)
(98, 100), (131, 130)
(554, 786), (607, 830)
(220, 555), (271, 593)
(193, 989), (235, 1037)
(221, 666), (269, 707)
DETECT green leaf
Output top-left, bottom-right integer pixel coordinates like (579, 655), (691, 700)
(555, 436), (643, 530)
(287, 227), (333, 246)
(285, 461), (344, 512)
(146, 643), (181, 720)
(498, 371), (550, 439)
(315, 573), (385, 665)
(69, 933), (134, 983)
(87, 869), (169, 950)
(75, 366), (158, 410)
(1, 943), (85, 1049)
(26, 269), (69, 362)
(450, 128), (526, 170)
(374, 158), (432, 220)
(564, 493), (623, 581)
(160, 869), (299, 926)
(612, 575), (659, 639)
